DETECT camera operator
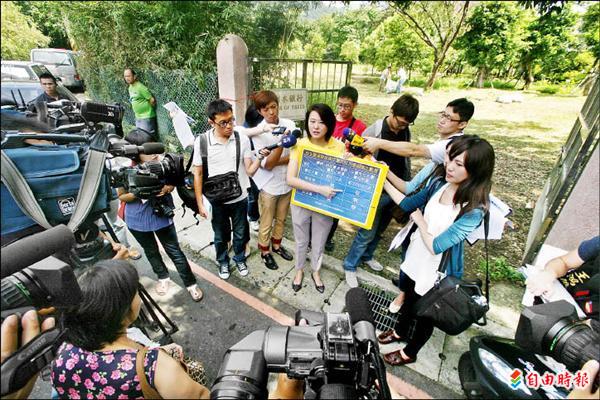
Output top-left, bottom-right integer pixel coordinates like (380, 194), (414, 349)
(50, 259), (210, 399)
(30, 73), (70, 105)
(527, 236), (599, 328)
(117, 130), (203, 301)
(1, 310), (55, 400)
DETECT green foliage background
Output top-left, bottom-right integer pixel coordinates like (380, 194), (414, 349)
(1, 1), (49, 60)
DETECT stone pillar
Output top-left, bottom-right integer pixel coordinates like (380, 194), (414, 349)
(216, 34), (249, 124)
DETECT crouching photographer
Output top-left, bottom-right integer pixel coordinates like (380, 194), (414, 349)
(116, 129), (202, 301)
(49, 259), (210, 399)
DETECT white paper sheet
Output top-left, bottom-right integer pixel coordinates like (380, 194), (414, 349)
(388, 220), (414, 252)
(163, 102), (195, 148)
(466, 193), (513, 244)
(251, 167), (274, 191)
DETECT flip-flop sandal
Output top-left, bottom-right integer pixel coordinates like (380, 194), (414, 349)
(187, 286), (203, 302)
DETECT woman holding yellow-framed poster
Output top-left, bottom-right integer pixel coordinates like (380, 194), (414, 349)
(286, 104), (345, 294)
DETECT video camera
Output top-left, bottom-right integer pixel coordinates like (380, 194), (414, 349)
(211, 288), (391, 399)
(515, 300), (599, 374)
(0, 225), (82, 396)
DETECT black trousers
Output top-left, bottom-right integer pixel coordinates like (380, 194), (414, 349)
(129, 224), (197, 287)
(393, 271), (434, 359)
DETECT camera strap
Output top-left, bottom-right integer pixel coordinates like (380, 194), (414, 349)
(1, 150), (52, 229)
(0, 132), (109, 233)
(198, 130), (241, 183)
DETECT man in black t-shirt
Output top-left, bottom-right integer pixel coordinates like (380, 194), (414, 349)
(343, 95), (419, 288)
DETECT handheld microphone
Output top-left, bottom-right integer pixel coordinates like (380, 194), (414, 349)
(290, 128), (302, 139)
(345, 287), (378, 347)
(342, 128), (367, 156)
(1, 225), (75, 279)
(262, 134), (297, 151)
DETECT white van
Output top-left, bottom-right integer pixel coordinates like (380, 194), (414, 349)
(30, 48), (85, 92)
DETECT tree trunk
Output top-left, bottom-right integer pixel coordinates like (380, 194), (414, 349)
(523, 63), (534, 90)
(475, 67), (486, 88)
(425, 56), (443, 90)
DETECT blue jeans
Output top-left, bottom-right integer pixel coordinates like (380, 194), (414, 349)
(135, 117), (158, 141)
(343, 192), (394, 271)
(211, 198), (249, 265)
(129, 223), (197, 287)
(247, 178), (260, 222)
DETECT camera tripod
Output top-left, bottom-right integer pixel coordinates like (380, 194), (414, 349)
(100, 214), (179, 345)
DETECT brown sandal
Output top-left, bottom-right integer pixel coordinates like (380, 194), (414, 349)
(377, 329), (404, 345)
(383, 350), (416, 366)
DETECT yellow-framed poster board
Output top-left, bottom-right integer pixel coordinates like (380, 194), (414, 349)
(291, 147), (389, 230)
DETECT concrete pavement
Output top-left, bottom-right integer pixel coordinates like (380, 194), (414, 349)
(172, 197), (524, 398)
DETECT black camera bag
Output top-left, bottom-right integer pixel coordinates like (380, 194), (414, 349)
(177, 131), (242, 215)
(414, 211), (490, 335)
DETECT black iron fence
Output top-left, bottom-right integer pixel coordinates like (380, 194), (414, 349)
(249, 58), (352, 110)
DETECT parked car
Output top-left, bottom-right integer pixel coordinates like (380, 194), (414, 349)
(1, 61), (55, 81)
(30, 48), (85, 92)
(1, 78), (78, 108)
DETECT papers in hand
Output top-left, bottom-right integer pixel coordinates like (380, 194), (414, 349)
(466, 193), (513, 245)
(389, 220), (414, 252)
(163, 102), (195, 148)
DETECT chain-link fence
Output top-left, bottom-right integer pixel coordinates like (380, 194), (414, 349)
(84, 68), (218, 151)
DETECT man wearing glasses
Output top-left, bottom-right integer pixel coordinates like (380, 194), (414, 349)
(343, 94), (419, 288)
(363, 98), (474, 165)
(192, 99), (267, 280)
(331, 86), (367, 140)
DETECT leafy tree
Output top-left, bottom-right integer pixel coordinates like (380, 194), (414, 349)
(388, 1), (471, 90)
(308, 6), (384, 60)
(455, 2), (527, 87)
(1, 1), (49, 60)
(303, 30), (327, 59)
(581, 3), (600, 65)
(14, 1), (70, 48)
(361, 14), (432, 75)
(519, 3), (579, 88)
(340, 40), (360, 63)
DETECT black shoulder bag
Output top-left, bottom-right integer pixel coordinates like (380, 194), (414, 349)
(199, 131), (243, 203)
(414, 211), (491, 336)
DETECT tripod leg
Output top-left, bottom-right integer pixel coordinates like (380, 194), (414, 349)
(138, 283), (179, 343)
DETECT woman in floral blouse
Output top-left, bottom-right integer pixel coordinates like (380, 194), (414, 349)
(51, 260), (209, 399)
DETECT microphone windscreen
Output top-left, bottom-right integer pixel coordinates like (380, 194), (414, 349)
(141, 142), (165, 154)
(291, 129), (302, 139)
(342, 127), (354, 139)
(281, 135), (297, 148)
(345, 287), (375, 325)
(1, 225), (75, 279)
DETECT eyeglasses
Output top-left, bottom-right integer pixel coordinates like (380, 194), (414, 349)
(390, 115), (414, 129)
(336, 103), (353, 110)
(213, 117), (236, 129)
(438, 112), (462, 123)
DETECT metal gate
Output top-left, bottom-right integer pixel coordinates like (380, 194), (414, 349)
(249, 58), (352, 110)
(523, 77), (599, 264)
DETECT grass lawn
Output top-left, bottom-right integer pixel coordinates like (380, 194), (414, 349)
(284, 74), (587, 285)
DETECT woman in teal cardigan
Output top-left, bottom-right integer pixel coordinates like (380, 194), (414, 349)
(377, 135), (495, 366)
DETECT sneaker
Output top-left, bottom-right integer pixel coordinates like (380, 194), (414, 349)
(345, 271), (358, 288)
(236, 261), (249, 277)
(250, 220), (260, 232)
(324, 240), (335, 252)
(261, 253), (279, 270)
(187, 284), (203, 302)
(218, 263), (230, 280)
(155, 278), (171, 296)
(364, 259), (384, 272)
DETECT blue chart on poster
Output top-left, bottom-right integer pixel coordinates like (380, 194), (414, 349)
(292, 149), (388, 229)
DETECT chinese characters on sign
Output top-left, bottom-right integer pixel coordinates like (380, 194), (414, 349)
(271, 89), (307, 120)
